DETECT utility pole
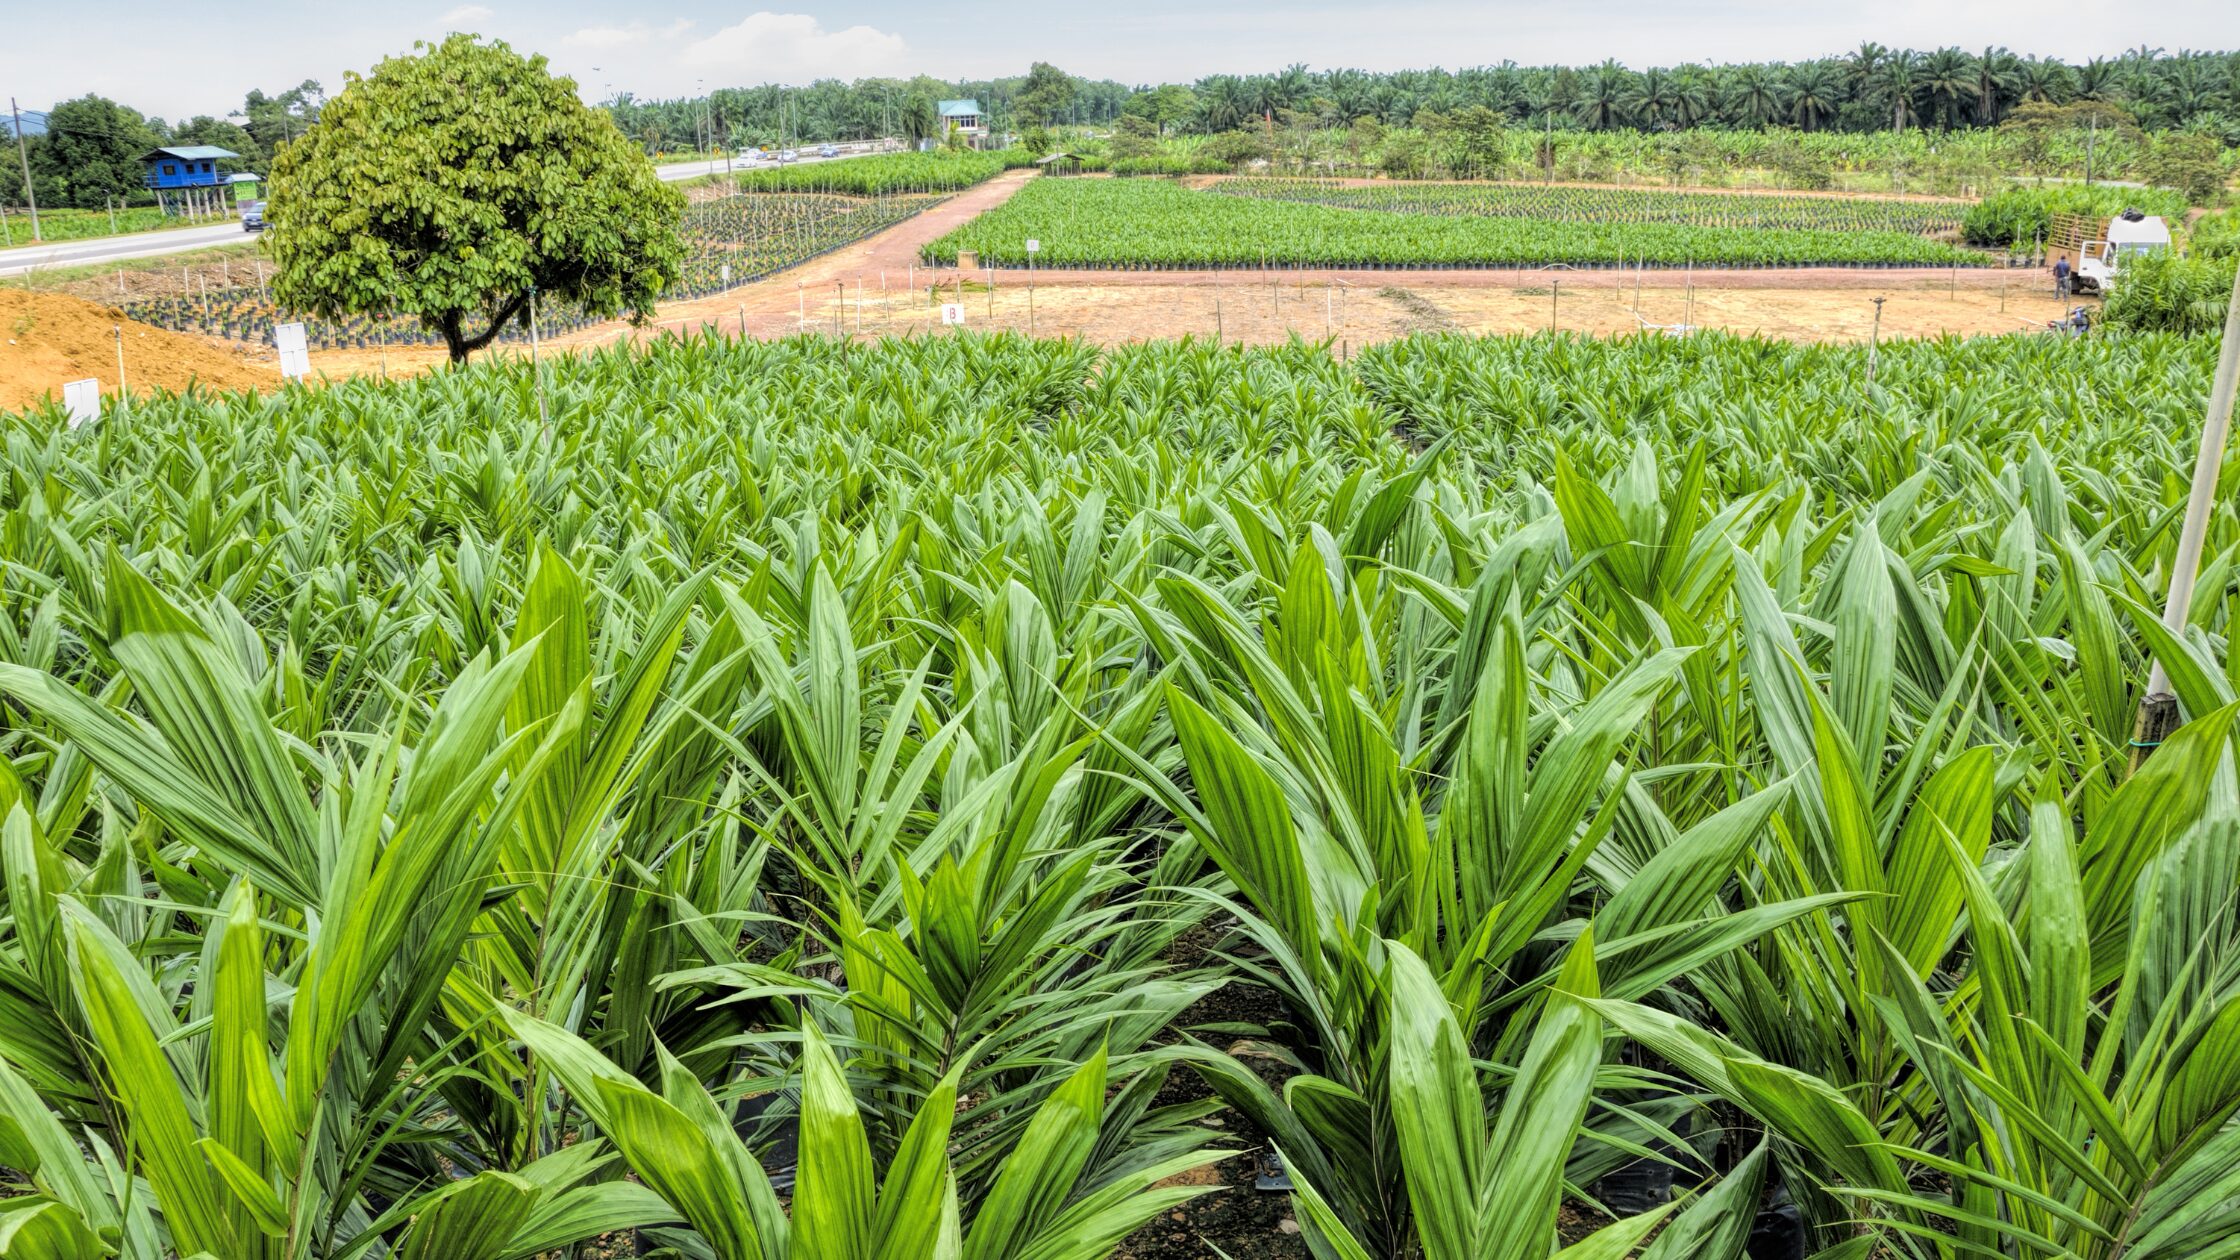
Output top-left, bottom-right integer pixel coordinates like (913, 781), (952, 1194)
(10, 98), (40, 242)
(2133, 264), (2240, 770)
(2085, 111), (2097, 187)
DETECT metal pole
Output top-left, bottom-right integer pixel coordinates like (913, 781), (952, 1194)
(11, 98), (40, 242)
(2134, 264), (2240, 767)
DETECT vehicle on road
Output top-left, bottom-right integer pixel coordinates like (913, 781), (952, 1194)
(818, 144), (839, 158)
(2065, 210), (2172, 295)
(242, 201), (267, 232)
(779, 149), (799, 162)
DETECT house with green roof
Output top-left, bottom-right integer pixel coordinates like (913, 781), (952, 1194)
(936, 99), (987, 142)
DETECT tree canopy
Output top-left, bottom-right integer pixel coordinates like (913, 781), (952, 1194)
(266, 34), (684, 363)
(1015, 62), (1080, 127)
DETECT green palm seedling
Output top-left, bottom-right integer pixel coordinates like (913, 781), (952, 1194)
(1107, 445), (1855, 1256)
(0, 872), (674, 1260)
(1290, 936), (1772, 1260)
(1591, 703), (2240, 1258)
(507, 1013), (1230, 1260)
(662, 552), (1222, 1194)
(0, 561), (676, 1258)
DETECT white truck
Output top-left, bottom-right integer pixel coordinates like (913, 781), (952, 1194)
(2073, 210), (2172, 294)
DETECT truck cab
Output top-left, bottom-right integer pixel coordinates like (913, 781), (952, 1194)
(2075, 211), (2172, 294)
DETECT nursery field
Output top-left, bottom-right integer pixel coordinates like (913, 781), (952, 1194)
(1, 328), (2236, 1260)
(1211, 177), (1972, 237)
(112, 188), (947, 350)
(923, 177), (1993, 269)
(733, 148), (1033, 194)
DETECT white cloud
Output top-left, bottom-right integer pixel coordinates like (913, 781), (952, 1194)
(436, 4), (493, 24)
(679, 12), (910, 80)
(564, 24), (659, 48)
(561, 18), (694, 48)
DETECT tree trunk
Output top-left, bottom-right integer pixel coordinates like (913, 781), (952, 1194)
(438, 292), (532, 365)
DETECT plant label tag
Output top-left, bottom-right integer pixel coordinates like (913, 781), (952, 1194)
(1025, 239), (1041, 254)
(721, 264), (732, 285)
(941, 303), (966, 325)
(62, 378), (100, 428)
(275, 322), (310, 380)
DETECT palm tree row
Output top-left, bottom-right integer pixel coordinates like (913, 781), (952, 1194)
(611, 45), (2240, 153)
(1190, 45), (2240, 135)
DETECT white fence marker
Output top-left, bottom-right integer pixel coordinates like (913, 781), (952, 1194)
(940, 303), (966, 326)
(275, 322), (310, 380)
(61, 378), (100, 428)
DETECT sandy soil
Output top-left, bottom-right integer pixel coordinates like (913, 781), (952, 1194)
(2, 289), (274, 410)
(490, 273), (2075, 356)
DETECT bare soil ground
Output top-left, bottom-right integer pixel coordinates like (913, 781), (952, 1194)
(1, 289), (273, 410)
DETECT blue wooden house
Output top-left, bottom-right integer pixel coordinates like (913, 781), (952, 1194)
(140, 145), (240, 215)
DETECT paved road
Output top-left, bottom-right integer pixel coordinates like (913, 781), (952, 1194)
(0, 145), (895, 278)
(0, 222), (248, 278)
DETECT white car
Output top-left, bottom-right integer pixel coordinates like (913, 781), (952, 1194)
(779, 149), (799, 162)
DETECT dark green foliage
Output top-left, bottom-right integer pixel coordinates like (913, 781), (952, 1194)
(266, 34), (684, 362)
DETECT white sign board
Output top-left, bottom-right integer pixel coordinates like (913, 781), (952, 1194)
(61, 378), (100, 428)
(274, 322), (310, 380)
(1024, 239), (1041, 254)
(720, 263), (732, 285)
(940, 303), (967, 326)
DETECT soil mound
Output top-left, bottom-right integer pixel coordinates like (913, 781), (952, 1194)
(1, 289), (271, 412)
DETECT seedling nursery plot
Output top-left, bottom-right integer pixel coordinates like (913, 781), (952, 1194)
(1211, 177), (1971, 237)
(117, 186), (949, 350)
(923, 176), (1990, 269)
(4, 325), (2240, 1260)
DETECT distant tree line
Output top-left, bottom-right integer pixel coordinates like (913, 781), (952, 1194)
(1, 81), (324, 210)
(604, 45), (2240, 152)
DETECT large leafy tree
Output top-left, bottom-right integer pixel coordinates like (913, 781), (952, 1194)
(28, 95), (160, 208)
(267, 35), (683, 364)
(1014, 61), (1079, 126)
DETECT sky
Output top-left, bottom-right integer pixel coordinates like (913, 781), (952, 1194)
(6, 0), (2240, 122)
